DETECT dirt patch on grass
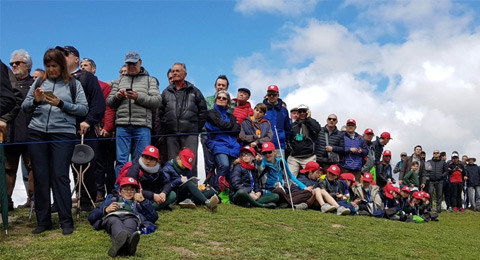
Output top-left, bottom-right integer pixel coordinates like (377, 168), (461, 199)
(274, 223), (294, 231)
(331, 224), (345, 228)
(169, 246), (199, 258)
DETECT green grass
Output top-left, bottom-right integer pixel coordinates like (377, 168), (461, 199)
(1, 205), (479, 259)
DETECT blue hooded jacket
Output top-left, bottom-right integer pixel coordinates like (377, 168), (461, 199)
(263, 98), (291, 150)
(205, 104), (240, 157)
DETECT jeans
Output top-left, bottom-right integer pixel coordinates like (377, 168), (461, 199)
(467, 186), (480, 209)
(214, 153), (236, 190)
(115, 126), (151, 176)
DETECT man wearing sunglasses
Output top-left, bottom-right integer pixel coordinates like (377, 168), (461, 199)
(315, 114), (345, 169)
(262, 85), (291, 156)
(287, 104), (321, 177)
(426, 150), (447, 213)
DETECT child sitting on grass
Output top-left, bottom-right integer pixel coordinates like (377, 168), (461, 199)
(88, 177), (158, 257)
(403, 161), (420, 188)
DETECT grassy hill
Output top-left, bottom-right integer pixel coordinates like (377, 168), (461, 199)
(1, 204), (479, 259)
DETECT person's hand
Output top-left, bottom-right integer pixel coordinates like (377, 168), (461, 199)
(44, 93), (60, 107)
(99, 128), (111, 137)
(181, 176), (188, 183)
(0, 121), (7, 135)
(399, 180), (403, 185)
(117, 89), (126, 99)
(420, 183), (425, 189)
(325, 146), (333, 152)
(134, 192), (145, 203)
(256, 154), (263, 162)
(33, 88), (45, 102)
(154, 193), (166, 204)
(350, 147), (358, 153)
(79, 121), (90, 135)
(250, 142), (257, 148)
(106, 202), (119, 213)
(464, 176), (468, 181)
(304, 186), (313, 192)
(125, 89), (138, 100)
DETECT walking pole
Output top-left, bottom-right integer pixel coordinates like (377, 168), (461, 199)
(273, 126), (295, 211)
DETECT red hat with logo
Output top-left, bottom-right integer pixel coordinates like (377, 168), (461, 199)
(340, 173), (355, 182)
(327, 164), (341, 176)
(261, 142), (276, 153)
(179, 148), (195, 170)
(240, 146), (256, 156)
(384, 184), (395, 199)
(383, 150), (392, 156)
(364, 128), (374, 135)
(362, 172), (373, 182)
(393, 186), (401, 195)
(401, 186), (411, 193)
(421, 191), (431, 199)
(118, 177), (140, 189)
(142, 145), (159, 160)
(412, 191), (424, 199)
(346, 119), (356, 125)
(380, 132), (392, 139)
(267, 85), (279, 93)
(300, 161), (320, 173)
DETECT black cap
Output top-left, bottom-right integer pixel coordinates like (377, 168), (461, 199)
(55, 45), (80, 57)
(238, 88), (251, 96)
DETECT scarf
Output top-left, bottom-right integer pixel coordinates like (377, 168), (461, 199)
(173, 159), (190, 176)
(139, 158), (160, 174)
(241, 160), (255, 170)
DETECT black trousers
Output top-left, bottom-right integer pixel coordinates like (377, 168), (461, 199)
(103, 214), (138, 241)
(28, 129), (75, 228)
(95, 137), (116, 196)
(451, 182), (463, 208)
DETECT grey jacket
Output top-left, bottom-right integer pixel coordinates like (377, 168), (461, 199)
(21, 77), (88, 134)
(107, 68), (161, 129)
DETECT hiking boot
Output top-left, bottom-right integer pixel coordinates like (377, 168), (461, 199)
(261, 202), (277, 209)
(294, 203), (308, 210)
(62, 227), (74, 235)
(126, 231), (140, 255)
(453, 207), (458, 213)
(460, 207), (465, 213)
(32, 225), (52, 234)
(108, 231), (128, 257)
(321, 203), (336, 213)
(179, 199), (196, 209)
(206, 195), (219, 212)
(337, 206), (351, 216)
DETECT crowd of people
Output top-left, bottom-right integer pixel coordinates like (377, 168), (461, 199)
(1, 46), (480, 257)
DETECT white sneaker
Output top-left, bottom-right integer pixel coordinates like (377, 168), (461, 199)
(294, 203), (308, 210)
(337, 206), (351, 216)
(179, 199), (196, 209)
(321, 203), (336, 213)
(206, 195), (219, 212)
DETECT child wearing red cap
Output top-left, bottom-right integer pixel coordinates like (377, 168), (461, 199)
(230, 146), (279, 208)
(166, 148), (219, 211)
(403, 191), (427, 223)
(88, 177), (158, 257)
(352, 172), (384, 217)
(317, 165), (352, 215)
(121, 145), (176, 210)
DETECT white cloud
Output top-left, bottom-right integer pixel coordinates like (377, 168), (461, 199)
(235, 0), (320, 16)
(234, 0), (480, 158)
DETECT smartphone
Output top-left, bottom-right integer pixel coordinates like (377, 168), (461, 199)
(44, 90), (54, 97)
(125, 88), (133, 92)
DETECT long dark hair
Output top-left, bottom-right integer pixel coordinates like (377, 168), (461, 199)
(43, 48), (71, 83)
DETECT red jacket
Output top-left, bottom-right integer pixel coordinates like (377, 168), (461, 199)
(233, 99), (253, 124)
(99, 80), (115, 133)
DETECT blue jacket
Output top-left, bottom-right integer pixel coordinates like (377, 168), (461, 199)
(22, 77), (88, 134)
(88, 194), (158, 231)
(230, 163), (261, 197)
(126, 157), (171, 201)
(205, 104), (240, 157)
(297, 174), (319, 188)
(162, 160), (187, 190)
(263, 98), (291, 149)
(258, 157), (306, 191)
(340, 131), (368, 171)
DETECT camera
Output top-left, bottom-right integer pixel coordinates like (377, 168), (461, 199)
(117, 202), (125, 209)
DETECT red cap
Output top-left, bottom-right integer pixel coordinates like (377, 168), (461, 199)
(383, 150), (392, 156)
(240, 146), (256, 156)
(118, 177), (139, 189)
(393, 187), (401, 195)
(267, 85), (279, 93)
(327, 164), (341, 176)
(142, 145), (159, 160)
(362, 172), (373, 182)
(421, 191), (431, 199)
(340, 173), (355, 182)
(380, 132), (392, 139)
(401, 186), (411, 193)
(346, 119), (356, 125)
(384, 184), (395, 199)
(261, 142), (276, 153)
(179, 148), (195, 170)
(364, 128), (374, 135)
(412, 191), (423, 199)
(300, 161), (320, 173)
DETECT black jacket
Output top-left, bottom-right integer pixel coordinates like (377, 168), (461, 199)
(375, 162), (393, 189)
(289, 117), (321, 158)
(465, 164), (480, 187)
(72, 69), (106, 126)
(0, 60), (16, 117)
(157, 81), (207, 134)
(426, 158), (447, 181)
(230, 163), (261, 199)
(126, 157), (171, 201)
(315, 125), (345, 164)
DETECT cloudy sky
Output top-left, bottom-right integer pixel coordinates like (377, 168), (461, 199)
(2, 0), (480, 204)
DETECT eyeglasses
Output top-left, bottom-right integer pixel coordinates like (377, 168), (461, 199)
(298, 110), (307, 114)
(327, 118), (337, 121)
(266, 93), (278, 97)
(119, 70), (127, 74)
(122, 188), (136, 193)
(262, 151), (273, 155)
(216, 96), (228, 101)
(433, 152), (440, 154)
(241, 152), (253, 157)
(9, 61), (25, 66)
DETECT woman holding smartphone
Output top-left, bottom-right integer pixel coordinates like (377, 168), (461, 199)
(22, 48), (88, 235)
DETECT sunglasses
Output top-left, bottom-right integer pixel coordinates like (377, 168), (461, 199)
(298, 110), (307, 114)
(216, 96), (228, 101)
(433, 152), (440, 154)
(327, 118), (337, 121)
(9, 61), (25, 66)
(266, 93), (278, 97)
(262, 151), (273, 155)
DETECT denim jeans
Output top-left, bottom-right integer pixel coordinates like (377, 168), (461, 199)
(214, 153), (236, 190)
(115, 126), (151, 176)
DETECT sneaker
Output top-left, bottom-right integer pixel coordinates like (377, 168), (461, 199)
(337, 206), (351, 216)
(179, 199), (196, 209)
(62, 227), (74, 235)
(108, 231), (129, 258)
(32, 225), (52, 234)
(460, 207), (465, 213)
(261, 202), (277, 209)
(321, 203), (336, 213)
(277, 202), (289, 209)
(390, 215), (401, 221)
(447, 207), (453, 213)
(294, 203), (308, 210)
(126, 231), (140, 255)
(453, 207), (458, 213)
(206, 195), (219, 212)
